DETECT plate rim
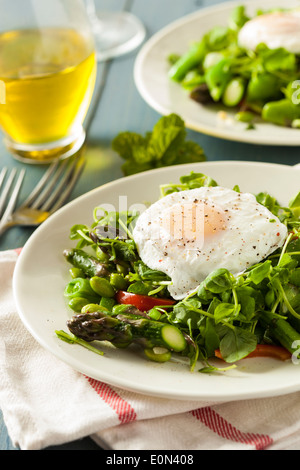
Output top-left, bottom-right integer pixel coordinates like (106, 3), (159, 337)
(134, 0), (300, 146)
(13, 160), (300, 401)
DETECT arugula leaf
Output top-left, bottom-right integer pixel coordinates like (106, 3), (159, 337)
(112, 114), (206, 176)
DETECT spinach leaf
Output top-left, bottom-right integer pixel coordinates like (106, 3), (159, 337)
(169, 298), (204, 329)
(219, 327), (257, 363)
(198, 268), (233, 295)
(247, 260), (273, 285)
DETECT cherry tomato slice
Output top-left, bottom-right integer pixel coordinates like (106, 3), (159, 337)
(215, 344), (291, 362)
(115, 291), (175, 311)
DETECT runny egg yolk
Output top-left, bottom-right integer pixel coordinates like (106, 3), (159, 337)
(161, 200), (227, 247)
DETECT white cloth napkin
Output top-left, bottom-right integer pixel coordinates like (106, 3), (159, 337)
(1, 249), (300, 451)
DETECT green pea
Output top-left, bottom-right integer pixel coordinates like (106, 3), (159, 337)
(110, 272), (128, 291)
(68, 297), (91, 313)
(90, 276), (115, 298)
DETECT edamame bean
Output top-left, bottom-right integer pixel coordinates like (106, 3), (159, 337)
(116, 263), (129, 275)
(100, 297), (116, 312)
(90, 276), (115, 298)
(247, 73), (281, 102)
(292, 119), (300, 128)
(235, 111), (255, 123)
(68, 297), (91, 313)
(69, 268), (85, 279)
(64, 278), (99, 301)
(144, 347), (172, 363)
(262, 99), (300, 126)
(81, 303), (107, 314)
(110, 272), (128, 291)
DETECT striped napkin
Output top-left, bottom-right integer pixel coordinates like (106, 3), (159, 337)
(1, 249), (300, 451)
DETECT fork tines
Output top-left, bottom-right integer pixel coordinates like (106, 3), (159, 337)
(20, 154), (85, 214)
(0, 167), (26, 220)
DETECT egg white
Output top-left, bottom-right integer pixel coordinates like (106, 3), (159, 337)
(133, 187), (288, 300)
(238, 11), (300, 54)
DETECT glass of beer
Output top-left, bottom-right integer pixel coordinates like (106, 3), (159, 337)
(0, 0), (97, 163)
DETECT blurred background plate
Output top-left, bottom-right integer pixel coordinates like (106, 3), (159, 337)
(134, 0), (300, 146)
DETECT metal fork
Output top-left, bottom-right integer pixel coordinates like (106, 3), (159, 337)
(0, 167), (26, 224)
(0, 154), (85, 236)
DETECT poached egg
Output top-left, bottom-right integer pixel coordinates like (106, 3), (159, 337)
(238, 11), (300, 54)
(133, 186), (287, 300)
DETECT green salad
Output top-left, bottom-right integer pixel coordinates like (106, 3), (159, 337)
(168, 5), (300, 129)
(57, 172), (300, 374)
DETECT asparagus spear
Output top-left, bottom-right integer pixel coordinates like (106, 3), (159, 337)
(67, 310), (187, 353)
(259, 311), (300, 354)
(168, 39), (207, 82)
(63, 249), (109, 278)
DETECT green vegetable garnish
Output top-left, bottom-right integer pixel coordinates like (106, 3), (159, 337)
(168, 5), (300, 128)
(112, 113), (206, 176)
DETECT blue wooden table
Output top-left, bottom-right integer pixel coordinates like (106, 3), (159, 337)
(0, 0), (299, 451)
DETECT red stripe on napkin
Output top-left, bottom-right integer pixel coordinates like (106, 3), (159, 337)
(191, 407), (273, 450)
(86, 378), (137, 424)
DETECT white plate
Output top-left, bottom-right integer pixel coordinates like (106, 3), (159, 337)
(134, 0), (300, 146)
(13, 161), (300, 401)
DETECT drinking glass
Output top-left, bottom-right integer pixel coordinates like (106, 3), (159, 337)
(85, 0), (146, 61)
(0, 0), (97, 163)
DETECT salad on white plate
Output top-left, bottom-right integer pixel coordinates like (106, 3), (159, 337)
(168, 4), (300, 130)
(57, 167), (300, 374)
